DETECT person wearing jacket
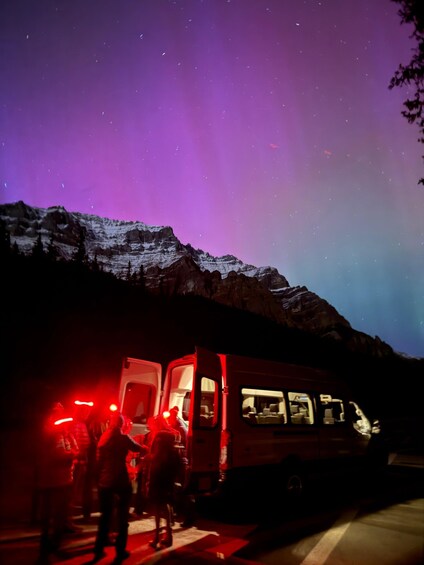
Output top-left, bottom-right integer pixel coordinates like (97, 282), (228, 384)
(93, 412), (148, 563)
(122, 416), (148, 519)
(70, 401), (94, 520)
(147, 425), (184, 550)
(36, 402), (79, 561)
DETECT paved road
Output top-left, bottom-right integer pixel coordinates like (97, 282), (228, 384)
(235, 452), (424, 565)
(1, 451), (422, 565)
(0, 513), (261, 565)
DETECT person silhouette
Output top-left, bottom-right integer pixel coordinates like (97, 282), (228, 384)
(36, 402), (79, 561)
(147, 427), (183, 550)
(93, 412), (148, 563)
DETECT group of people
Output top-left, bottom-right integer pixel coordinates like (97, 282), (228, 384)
(36, 401), (194, 564)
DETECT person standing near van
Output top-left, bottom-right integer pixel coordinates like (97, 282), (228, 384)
(93, 412), (148, 563)
(147, 428), (183, 549)
(121, 416), (148, 519)
(166, 406), (187, 447)
(70, 401), (94, 520)
(164, 406), (195, 526)
(36, 402), (79, 561)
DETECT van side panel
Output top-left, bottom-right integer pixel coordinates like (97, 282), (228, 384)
(224, 355), (320, 471)
(221, 353), (372, 488)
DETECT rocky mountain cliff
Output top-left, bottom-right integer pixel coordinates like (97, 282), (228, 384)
(0, 201), (394, 358)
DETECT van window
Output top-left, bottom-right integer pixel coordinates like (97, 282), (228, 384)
(182, 392), (191, 423)
(288, 392), (314, 425)
(199, 376), (218, 427)
(241, 388), (286, 425)
(168, 364), (194, 426)
(319, 394), (346, 425)
(121, 382), (155, 424)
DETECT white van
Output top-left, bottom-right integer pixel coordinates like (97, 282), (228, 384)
(119, 347), (385, 499)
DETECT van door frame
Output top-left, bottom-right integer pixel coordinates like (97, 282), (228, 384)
(187, 347), (223, 494)
(119, 356), (162, 437)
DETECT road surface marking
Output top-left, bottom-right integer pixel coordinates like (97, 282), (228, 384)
(299, 506), (359, 565)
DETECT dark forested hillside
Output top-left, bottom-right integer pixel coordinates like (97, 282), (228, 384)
(2, 251), (422, 431)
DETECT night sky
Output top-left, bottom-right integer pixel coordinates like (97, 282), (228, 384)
(1, 0), (423, 357)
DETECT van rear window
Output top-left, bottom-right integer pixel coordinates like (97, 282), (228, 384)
(121, 382), (155, 424)
(198, 376), (218, 428)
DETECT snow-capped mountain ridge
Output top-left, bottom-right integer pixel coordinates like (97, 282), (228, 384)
(3, 201), (283, 283)
(0, 201), (395, 358)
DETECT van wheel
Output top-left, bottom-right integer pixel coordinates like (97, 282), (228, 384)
(281, 466), (305, 502)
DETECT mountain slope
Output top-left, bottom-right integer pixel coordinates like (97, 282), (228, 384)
(0, 200), (394, 357)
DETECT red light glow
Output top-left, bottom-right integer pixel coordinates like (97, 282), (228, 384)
(109, 403), (118, 412)
(74, 400), (94, 406)
(54, 417), (74, 426)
